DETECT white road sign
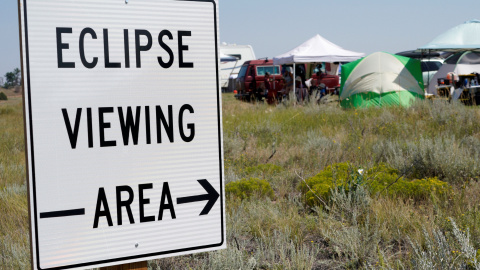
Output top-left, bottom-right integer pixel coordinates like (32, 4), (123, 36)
(19, 0), (224, 269)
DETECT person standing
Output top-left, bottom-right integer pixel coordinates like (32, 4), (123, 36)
(262, 72), (272, 101)
(295, 76), (308, 103)
(255, 72), (271, 102)
(282, 67), (294, 98)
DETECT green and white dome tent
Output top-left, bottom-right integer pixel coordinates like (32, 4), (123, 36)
(339, 52), (424, 108)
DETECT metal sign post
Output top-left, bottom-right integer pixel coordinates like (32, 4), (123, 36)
(18, 0), (225, 269)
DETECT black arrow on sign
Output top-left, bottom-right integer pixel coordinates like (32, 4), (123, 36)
(177, 179), (220, 215)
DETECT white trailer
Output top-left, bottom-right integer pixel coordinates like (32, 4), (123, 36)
(220, 43), (256, 92)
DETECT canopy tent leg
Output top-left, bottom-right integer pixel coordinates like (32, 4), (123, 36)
(293, 63), (296, 103)
(427, 49), (431, 93)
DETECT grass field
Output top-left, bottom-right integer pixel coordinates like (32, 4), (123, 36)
(1, 91), (480, 269)
(0, 87), (29, 269)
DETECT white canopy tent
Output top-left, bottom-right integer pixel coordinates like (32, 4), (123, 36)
(273, 34), (365, 65)
(273, 34), (364, 96)
(419, 19), (480, 52)
(419, 19), (480, 96)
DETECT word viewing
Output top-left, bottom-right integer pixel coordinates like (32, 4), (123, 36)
(62, 104), (195, 149)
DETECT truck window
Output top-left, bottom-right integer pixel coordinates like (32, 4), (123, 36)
(313, 63), (325, 74)
(238, 65), (248, 78)
(421, 61), (442, 72)
(256, 66), (281, 76)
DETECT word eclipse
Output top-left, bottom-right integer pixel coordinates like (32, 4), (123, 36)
(56, 27), (194, 69)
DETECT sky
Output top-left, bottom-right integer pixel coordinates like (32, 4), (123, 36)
(1, 0), (479, 82)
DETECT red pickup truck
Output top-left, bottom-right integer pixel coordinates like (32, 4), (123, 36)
(234, 59), (284, 103)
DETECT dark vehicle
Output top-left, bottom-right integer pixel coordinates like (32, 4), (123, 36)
(235, 59), (284, 103)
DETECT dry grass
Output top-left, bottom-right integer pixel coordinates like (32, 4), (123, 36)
(0, 184), (30, 269)
(215, 94), (480, 269)
(0, 97), (25, 187)
(0, 86), (23, 107)
(0, 91), (29, 268)
(2, 93), (480, 269)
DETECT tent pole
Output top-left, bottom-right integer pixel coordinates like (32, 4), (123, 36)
(293, 63), (296, 102)
(427, 49), (431, 93)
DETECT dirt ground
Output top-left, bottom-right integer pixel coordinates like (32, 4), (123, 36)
(0, 86), (23, 105)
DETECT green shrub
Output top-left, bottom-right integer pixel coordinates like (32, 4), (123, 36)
(0, 92), (7, 100)
(365, 163), (452, 200)
(226, 178), (275, 200)
(299, 162), (451, 207)
(298, 162), (353, 206)
(370, 176), (451, 200)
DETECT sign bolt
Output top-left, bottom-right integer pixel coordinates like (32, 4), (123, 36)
(135, 243), (139, 248)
